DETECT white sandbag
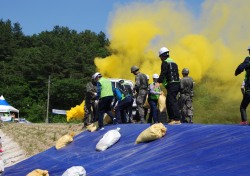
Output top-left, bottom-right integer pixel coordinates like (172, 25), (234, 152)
(96, 128), (121, 151)
(62, 166), (86, 176)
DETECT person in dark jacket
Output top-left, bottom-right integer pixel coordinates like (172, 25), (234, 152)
(155, 47), (181, 125)
(130, 66), (148, 123)
(235, 46), (250, 125)
(93, 72), (115, 130)
(179, 68), (194, 123)
(83, 77), (97, 128)
(113, 80), (134, 124)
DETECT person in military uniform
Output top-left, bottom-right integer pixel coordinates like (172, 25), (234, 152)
(179, 68), (194, 123)
(130, 66), (148, 123)
(156, 47), (181, 125)
(83, 76), (97, 127)
(235, 45), (250, 125)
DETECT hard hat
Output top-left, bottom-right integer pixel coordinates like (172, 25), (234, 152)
(146, 74), (149, 80)
(153, 73), (159, 79)
(159, 47), (169, 56)
(92, 72), (101, 79)
(131, 66), (139, 73)
(119, 79), (124, 84)
(182, 68), (189, 74)
(247, 45), (250, 50)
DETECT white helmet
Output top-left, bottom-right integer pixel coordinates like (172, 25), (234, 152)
(146, 74), (149, 80)
(247, 45), (250, 50)
(92, 72), (101, 79)
(153, 73), (159, 79)
(159, 47), (169, 56)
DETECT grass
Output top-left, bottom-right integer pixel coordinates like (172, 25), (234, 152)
(0, 123), (84, 157)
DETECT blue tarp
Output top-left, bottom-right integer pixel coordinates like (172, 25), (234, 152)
(4, 124), (250, 176)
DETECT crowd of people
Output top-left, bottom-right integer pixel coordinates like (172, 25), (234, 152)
(82, 46), (195, 130)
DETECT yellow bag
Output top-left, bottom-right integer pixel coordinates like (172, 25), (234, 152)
(55, 132), (75, 149)
(86, 121), (99, 132)
(135, 123), (167, 144)
(143, 95), (150, 109)
(103, 113), (112, 125)
(26, 169), (49, 176)
(158, 94), (166, 112)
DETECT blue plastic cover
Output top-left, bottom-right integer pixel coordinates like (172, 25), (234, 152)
(4, 124), (250, 176)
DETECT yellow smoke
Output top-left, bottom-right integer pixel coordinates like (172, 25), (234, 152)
(94, 0), (250, 100)
(67, 0), (250, 121)
(66, 101), (84, 122)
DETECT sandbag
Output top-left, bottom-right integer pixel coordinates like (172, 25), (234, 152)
(62, 166), (86, 176)
(103, 113), (112, 125)
(86, 121), (99, 132)
(55, 132), (75, 149)
(96, 128), (121, 151)
(158, 94), (166, 112)
(135, 123), (167, 144)
(143, 95), (150, 109)
(26, 169), (49, 176)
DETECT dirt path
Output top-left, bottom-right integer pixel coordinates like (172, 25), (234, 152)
(0, 129), (27, 171)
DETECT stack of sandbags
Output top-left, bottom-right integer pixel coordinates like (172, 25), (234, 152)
(135, 123), (167, 144)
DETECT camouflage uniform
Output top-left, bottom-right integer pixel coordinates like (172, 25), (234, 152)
(179, 76), (194, 123)
(134, 73), (148, 123)
(83, 80), (97, 125)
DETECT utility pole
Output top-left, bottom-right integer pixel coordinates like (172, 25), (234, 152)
(46, 75), (51, 123)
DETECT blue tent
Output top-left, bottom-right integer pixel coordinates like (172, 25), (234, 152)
(4, 124), (250, 176)
(0, 95), (19, 122)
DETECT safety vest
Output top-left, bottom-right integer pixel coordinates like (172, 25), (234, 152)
(149, 82), (161, 100)
(244, 57), (250, 91)
(99, 77), (113, 98)
(163, 58), (180, 87)
(114, 87), (126, 101)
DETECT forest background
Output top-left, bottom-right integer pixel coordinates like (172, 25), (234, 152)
(0, 19), (246, 124)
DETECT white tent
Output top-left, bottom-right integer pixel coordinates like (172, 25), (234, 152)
(0, 95), (19, 122)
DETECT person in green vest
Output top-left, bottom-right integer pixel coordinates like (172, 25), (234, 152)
(155, 47), (181, 125)
(92, 72), (115, 130)
(148, 73), (162, 123)
(235, 45), (250, 125)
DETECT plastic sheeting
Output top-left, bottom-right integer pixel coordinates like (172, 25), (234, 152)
(4, 124), (250, 176)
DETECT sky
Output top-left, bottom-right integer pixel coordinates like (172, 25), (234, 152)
(0, 0), (203, 36)
(2, 0), (250, 105)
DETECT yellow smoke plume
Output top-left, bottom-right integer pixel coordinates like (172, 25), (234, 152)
(67, 0), (250, 121)
(66, 101), (84, 122)
(95, 0), (250, 100)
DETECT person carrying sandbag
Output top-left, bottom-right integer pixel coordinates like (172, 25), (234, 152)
(147, 74), (163, 124)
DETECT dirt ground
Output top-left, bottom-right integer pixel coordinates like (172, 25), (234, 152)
(0, 129), (27, 172)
